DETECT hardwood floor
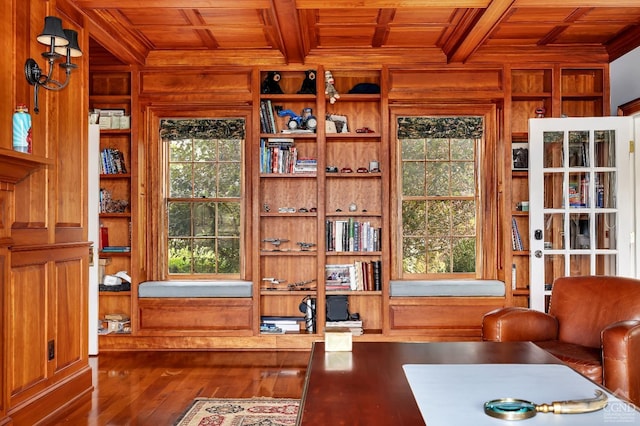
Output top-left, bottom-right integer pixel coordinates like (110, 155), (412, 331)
(56, 351), (309, 425)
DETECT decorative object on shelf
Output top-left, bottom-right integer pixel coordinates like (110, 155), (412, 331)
(261, 71), (283, 94)
(325, 70), (340, 104)
(297, 69), (317, 94)
(327, 114), (348, 133)
(263, 203), (270, 212)
(297, 242), (316, 251)
(287, 279), (316, 291)
(369, 160), (380, 172)
(99, 188), (129, 213)
(299, 296), (316, 332)
(512, 142), (528, 170)
(277, 207), (296, 213)
(535, 106), (546, 118)
(24, 16), (82, 113)
(261, 238), (289, 250)
(262, 277), (286, 290)
(12, 104), (32, 153)
(277, 107), (317, 131)
(349, 203), (357, 212)
(348, 82), (380, 94)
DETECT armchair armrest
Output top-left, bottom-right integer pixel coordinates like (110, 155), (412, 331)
(482, 307), (559, 342)
(602, 320), (640, 406)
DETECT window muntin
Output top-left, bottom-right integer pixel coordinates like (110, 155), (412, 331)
(160, 118), (244, 276)
(398, 116), (482, 277)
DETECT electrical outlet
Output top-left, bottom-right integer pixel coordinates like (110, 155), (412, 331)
(48, 340), (55, 361)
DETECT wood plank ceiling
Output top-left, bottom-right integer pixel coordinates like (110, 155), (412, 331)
(64, 0), (640, 67)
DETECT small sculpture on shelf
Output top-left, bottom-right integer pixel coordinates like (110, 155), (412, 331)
(297, 242), (316, 251)
(99, 188), (129, 213)
(325, 70), (340, 104)
(261, 238), (289, 251)
(261, 71), (283, 94)
(297, 70), (316, 94)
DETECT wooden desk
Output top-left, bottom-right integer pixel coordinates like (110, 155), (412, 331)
(298, 341), (561, 425)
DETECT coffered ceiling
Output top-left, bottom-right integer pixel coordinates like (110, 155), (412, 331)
(63, 0), (640, 67)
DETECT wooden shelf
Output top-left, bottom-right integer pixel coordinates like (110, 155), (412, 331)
(0, 148), (53, 184)
(100, 173), (131, 179)
(100, 128), (131, 135)
(99, 212), (131, 218)
(99, 291), (132, 296)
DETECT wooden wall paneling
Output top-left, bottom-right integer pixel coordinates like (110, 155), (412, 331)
(388, 297), (506, 337)
(387, 67), (504, 101)
(53, 255), (87, 372)
(7, 262), (48, 406)
(138, 298), (253, 331)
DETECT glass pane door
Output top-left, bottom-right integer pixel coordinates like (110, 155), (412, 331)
(528, 117), (634, 311)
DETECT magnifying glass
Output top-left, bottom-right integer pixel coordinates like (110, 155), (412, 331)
(484, 389), (608, 420)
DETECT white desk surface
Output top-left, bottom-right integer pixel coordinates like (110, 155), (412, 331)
(403, 364), (639, 425)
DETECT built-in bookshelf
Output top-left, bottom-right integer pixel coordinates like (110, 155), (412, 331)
(90, 67), (135, 336)
(254, 67), (387, 337)
(256, 69), (321, 337)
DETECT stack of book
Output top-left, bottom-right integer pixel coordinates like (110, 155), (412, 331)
(326, 219), (382, 252)
(292, 158), (317, 174)
(260, 316), (305, 333)
(260, 138), (295, 174)
(326, 320), (363, 336)
(325, 261), (382, 292)
(100, 147), (127, 174)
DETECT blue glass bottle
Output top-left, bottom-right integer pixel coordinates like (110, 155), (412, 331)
(13, 104), (32, 153)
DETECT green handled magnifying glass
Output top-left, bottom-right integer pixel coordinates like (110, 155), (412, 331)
(484, 389), (608, 420)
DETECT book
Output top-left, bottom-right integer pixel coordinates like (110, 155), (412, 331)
(511, 218), (523, 251)
(99, 226), (109, 250)
(101, 246), (131, 252)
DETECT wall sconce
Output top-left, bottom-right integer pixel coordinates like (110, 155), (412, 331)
(24, 16), (82, 114)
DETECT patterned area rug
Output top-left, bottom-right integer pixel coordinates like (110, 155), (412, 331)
(174, 398), (300, 426)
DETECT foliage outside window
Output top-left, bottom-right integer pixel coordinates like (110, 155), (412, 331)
(160, 119), (244, 276)
(398, 116), (482, 277)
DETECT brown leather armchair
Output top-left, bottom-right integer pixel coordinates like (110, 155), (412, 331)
(482, 275), (640, 405)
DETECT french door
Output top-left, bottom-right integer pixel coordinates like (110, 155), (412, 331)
(528, 117), (635, 311)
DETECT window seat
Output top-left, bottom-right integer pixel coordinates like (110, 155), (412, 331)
(137, 281), (253, 332)
(138, 280), (252, 298)
(390, 280), (505, 297)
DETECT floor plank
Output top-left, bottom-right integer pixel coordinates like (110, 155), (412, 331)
(56, 351), (309, 425)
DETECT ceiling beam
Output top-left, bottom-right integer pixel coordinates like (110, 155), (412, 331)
(607, 25), (640, 62)
(447, 0), (515, 63)
(270, 0), (306, 64)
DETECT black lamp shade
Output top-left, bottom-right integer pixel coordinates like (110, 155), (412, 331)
(55, 29), (83, 57)
(36, 16), (69, 47)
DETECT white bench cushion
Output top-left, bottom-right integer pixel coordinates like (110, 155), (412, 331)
(138, 281), (252, 298)
(390, 280), (505, 297)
